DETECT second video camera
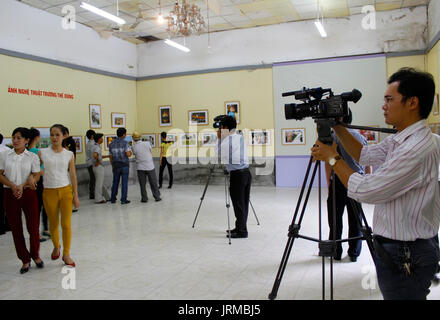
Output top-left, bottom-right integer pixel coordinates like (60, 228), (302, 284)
(284, 87), (362, 121)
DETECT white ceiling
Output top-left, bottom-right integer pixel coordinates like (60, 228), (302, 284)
(16, 0), (430, 44)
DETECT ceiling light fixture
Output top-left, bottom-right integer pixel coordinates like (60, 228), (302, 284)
(164, 39), (191, 53)
(166, 0), (206, 37)
(315, 0), (327, 38)
(80, 2), (126, 25)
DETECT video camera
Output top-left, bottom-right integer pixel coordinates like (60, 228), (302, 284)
(283, 87), (362, 145)
(284, 87), (362, 121)
(213, 115), (229, 129)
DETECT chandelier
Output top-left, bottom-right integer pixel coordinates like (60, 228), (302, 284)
(166, 0), (207, 37)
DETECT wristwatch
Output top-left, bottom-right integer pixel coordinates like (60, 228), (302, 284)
(328, 155), (342, 167)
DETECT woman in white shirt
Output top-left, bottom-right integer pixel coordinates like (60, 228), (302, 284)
(0, 127), (44, 274)
(92, 133), (110, 203)
(39, 124), (80, 267)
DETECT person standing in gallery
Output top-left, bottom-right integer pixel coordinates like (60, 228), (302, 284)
(61, 126), (78, 213)
(28, 128), (50, 242)
(325, 111), (370, 262)
(311, 68), (440, 299)
(39, 124), (79, 267)
(131, 131), (161, 203)
(0, 127), (44, 273)
(91, 133), (110, 203)
(215, 116), (251, 239)
(85, 129), (96, 200)
(0, 133), (11, 235)
(109, 127), (132, 204)
(159, 131), (173, 189)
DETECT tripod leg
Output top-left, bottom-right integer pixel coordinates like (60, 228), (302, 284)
(225, 174), (231, 245)
(249, 199), (260, 225)
(268, 156), (319, 300)
(192, 167), (213, 228)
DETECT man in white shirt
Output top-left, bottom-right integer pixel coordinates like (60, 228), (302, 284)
(0, 133), (10, 235)
(311, 68), (439, 300)
(215, 115), (251, 238)
(131, 132), (161, 202)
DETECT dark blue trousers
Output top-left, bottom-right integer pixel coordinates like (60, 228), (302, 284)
(111, 166), (129, 203)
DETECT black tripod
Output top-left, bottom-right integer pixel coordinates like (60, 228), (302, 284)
(192, 164), (260, 244)
(268, 120), (397, 300)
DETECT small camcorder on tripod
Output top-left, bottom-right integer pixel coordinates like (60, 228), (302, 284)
(192, 114), (260, 245)
(269, 86), (397, 300)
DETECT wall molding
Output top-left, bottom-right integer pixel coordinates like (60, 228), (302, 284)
(2, 47), (435, 82)
(0, 48), (137, 81)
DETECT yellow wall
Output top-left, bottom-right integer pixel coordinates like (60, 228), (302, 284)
(0, 54), (137, 164)
(386, 54), (426, 78)
(136, 68), (275, 158)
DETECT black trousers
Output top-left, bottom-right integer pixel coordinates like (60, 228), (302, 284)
(159, 157), (173, 187)
(229, 169), (252, 234)
(327, 175), (362, 258)
(87, 165), (96, 199)
(36, 178), (48, 231)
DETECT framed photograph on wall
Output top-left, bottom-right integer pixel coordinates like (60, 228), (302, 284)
(159, 105), (172, 126)
(200, 132), (218, 147)
(179, 133), (197, 147)
(359, 127), (380, 144)
(2, 137), (12, 149)
(188, 110), (209, 126)
(104, 135), (117, 151)
(433, 94), (439, 116)
(125, 134), (133, 148)
(248, 130), (271, 146)
(225, 101), (240, 124)
(142, 134), (156, 147)
(166, 133), (177, 144)
(111, 112), (126, 128)
(281, 128), (306, 145)
(72, 136), (83, 153)
(34, 127), (51, 149)
(89, 104), (102, 129)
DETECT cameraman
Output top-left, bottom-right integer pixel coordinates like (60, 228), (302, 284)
(311, 68), (440, 300)
(215, 115), (251, 239)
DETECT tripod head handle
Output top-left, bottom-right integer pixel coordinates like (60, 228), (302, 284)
(336, 120), (398, 134)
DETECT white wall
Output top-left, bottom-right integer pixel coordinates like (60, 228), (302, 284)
(138, 6), (427, 77)
(0, 0), (137, 77)
(273, 55), (388, 157)
(428, 0), (440, 44)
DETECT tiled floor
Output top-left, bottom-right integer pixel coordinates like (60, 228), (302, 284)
(1, 184), (439, 300)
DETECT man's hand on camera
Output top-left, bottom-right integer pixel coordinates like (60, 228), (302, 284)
(311, 140), (339, 163)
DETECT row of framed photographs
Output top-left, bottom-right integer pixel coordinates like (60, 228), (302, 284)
(159, 102), (240, 127)
(89, 103), (240, 130)
(0, 125), (381, 152)
(89, 104), (126, 129)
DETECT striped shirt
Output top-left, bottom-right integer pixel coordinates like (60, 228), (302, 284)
(347, 120), (440, 241)
(216, 130), (249, 172)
